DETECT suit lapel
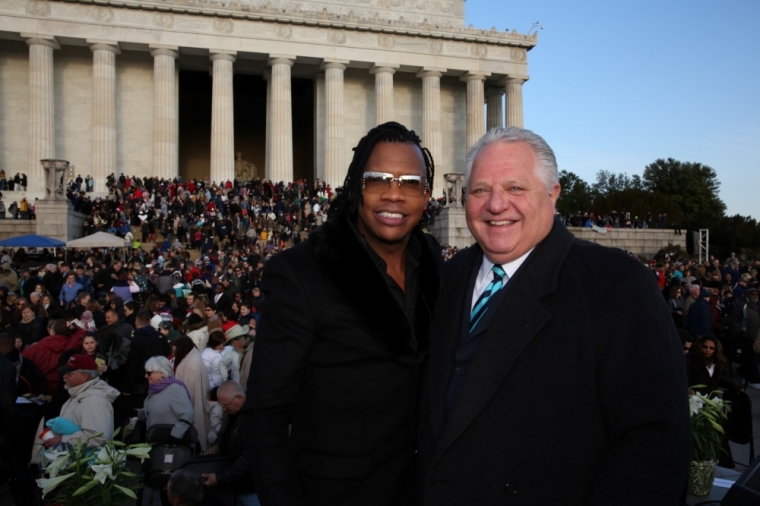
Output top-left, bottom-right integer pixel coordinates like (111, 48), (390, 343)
(439, 221), (576, 451)
(428, 247), (482, 443)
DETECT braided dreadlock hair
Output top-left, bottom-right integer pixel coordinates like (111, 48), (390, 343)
(328, 121), (435, 219)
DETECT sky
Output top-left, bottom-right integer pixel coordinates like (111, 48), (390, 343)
(464, 0), (760, 219)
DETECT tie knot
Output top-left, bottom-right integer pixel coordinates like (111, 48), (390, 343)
(492, 265), (506, 281)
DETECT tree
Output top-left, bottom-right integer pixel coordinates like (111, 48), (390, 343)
(591, 188), (683, 226)
(592, 170), (643, 196)
(557, 171), (595, 216)
(642, 158), (726, 230)
(707, 214), (760, 260)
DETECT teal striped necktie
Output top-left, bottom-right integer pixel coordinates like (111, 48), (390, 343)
(470, 265), (507, 333)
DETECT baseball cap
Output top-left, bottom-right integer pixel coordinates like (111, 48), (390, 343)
(58, 354), (98, 373)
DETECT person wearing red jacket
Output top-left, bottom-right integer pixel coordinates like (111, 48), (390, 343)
(21, 320), (85, 395)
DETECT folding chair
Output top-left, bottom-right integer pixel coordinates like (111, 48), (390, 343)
(723, 389), (755, 467)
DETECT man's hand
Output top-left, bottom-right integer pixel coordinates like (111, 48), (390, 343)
(201, 473), (218, 487)
(43, 434), (63, 448)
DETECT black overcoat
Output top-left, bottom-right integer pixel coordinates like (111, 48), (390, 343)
(242, 213), (442, 506)
(418, 221), (691, 505)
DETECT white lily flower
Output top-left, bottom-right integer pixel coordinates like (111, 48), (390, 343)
(95, 447), (111, 463)
(91, 464), (115, 485)
(37, 472), (76, 498)
(46, 454), (72, 478)
(689, 395), (704, 416)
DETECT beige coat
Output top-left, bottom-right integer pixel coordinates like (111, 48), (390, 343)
(175, 348), (211, 450)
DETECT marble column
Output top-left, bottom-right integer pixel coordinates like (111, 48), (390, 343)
(267, 55), (295, 184)
(88, 40), (120, 193)
(150, 45), (179, 184)
(321, 59), (348, 189)
(263, 70), (272, 180)
(485, 86), (504, 131)
(417, 67), (445, 197)
(23, 34), (59, 193)
(210, 51), (236, 185)
(313, 73), (325, 182)
(370, 63), (398, 126)
(502, 75), (529, 128)
(460, 71), (489, 152)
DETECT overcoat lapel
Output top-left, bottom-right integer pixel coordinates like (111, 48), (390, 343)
(437, 221), (576, 451)
(428, 246), (482, 443)
(308, 212), (439, 362)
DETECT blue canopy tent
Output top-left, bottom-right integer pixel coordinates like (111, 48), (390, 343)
(0, 234), (66, 248)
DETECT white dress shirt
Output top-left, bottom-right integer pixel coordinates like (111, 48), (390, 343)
(471, 249), (534, 311)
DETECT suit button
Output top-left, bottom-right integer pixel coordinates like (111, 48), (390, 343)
(505, 482), (518, 495)
(455, 366), (465, 375)
(413, 449), (419, 457)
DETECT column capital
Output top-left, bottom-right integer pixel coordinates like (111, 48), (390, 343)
(499, 74), (529, 85)
(416, 67), (446, 79)
(210, 50), (237, 63)
(22, 34), (59, 50)
(87, 40), (121, 55)
(149, 44), (179, 59)
(370, 63), (399, 75)
(460, 71), (490, 82)
(320, 58), (349, 71)
(268, 54), (296, 66)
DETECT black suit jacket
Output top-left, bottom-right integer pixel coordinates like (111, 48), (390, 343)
(213, 293), (232, 313)
(242, 213), (442, 506)
(418, 221), (691, 505)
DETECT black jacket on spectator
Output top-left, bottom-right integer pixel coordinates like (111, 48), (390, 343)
(216, 412), (255, 496)
(121, 325), (170, 395)
(43, 271), (63, 300)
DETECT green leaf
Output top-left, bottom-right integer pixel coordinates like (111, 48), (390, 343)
(71, 478), (99, 497)
(114, 484), (137, 500)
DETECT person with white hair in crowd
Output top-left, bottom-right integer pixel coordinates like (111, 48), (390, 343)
(40, 354), (120, 450)
(137, 356), (195, 442)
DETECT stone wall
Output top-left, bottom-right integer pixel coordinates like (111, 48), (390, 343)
(0, 218), (35, 241)
(567, 227), (685, 258)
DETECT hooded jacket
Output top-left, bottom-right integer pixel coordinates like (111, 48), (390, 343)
(0, 262), (19, 293)
(22, 328), (85, 394)
(59, 377), (120, 447)
(186, 321), (209, 351)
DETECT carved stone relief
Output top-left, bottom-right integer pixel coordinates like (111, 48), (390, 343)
(154, 12), (175, 29)
(213, 18), (234, 33)
(25, 0), (49, 16)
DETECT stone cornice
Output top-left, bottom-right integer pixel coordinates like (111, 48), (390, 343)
(55, 0), (537, 48)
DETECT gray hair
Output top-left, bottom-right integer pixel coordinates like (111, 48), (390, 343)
(167, 470), (203, 506)
(81, 370), (99, 380)
(144, 356), (173, 380)
(463, 127), (559, 193)
(218, 380), (245, 400)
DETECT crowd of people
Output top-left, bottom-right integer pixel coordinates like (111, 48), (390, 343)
(0, 123), (757, 505)
(560, 209), (681, 232)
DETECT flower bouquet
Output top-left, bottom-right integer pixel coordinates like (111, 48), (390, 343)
(687, 386), (730, 496)
(37, 428), (151, 505)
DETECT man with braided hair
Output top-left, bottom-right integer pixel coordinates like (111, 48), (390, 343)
(242, 122), (443, 505)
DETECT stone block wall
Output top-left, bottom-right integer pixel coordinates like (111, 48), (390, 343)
(0, 218), (35, 241)
(567, 227), (686, 258)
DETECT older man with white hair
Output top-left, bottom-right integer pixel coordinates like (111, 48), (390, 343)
(418, 127), (690, 504)
(42, 354), (120, 449)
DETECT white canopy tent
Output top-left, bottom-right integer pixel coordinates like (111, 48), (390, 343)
(66, 232), (131, 248)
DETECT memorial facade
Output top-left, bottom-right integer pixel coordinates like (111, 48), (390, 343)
(0, 0), (536, 196)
